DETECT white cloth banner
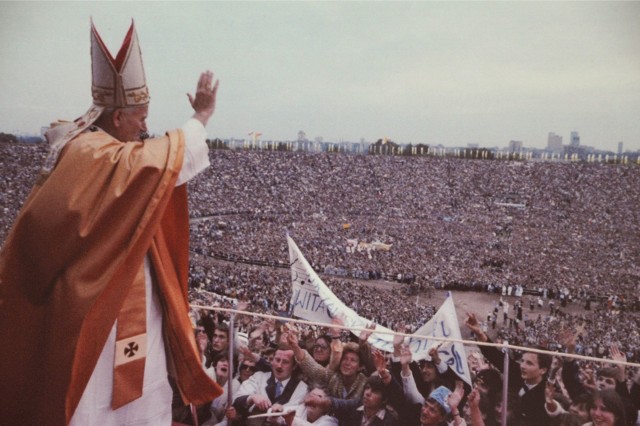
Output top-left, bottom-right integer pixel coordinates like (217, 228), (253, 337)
(287, 235), (471, 385)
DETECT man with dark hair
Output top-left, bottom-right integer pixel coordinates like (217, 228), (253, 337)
(322, 376), (400, 426)
(465, 313), (551, 425)
(205, 322), (231, 368)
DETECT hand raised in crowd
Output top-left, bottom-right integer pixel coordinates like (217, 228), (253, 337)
(285, 328), (307, 363)
(557, 327), (577, 354)
(464, 312), (487, 342)
(372, 349), (392, 384)
(279, 322), (298, 345)
(330, 334), (343, 358)
(428, 344), (442, 365)
(544, 380), (561, 414)
(284, 327), (299, 346)
(328, 315), (345, 339)
(609, 343), (626, 381)
(399, 344), (413, 366)
(188, 70), (219, 127)
(393, 322), (406, 357)
(545, 380), (556, 404)
(399, 344), (413, 377)
(239, 344), (260, 363)
(448, 380), (465, 412)
(196, 331), (208, 355)
(359, 322), (376, 343)
(300, 326), (315, 343)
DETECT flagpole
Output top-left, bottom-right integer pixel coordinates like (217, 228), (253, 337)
(501, 341), (509, 426)
(227, 311), (235, 409)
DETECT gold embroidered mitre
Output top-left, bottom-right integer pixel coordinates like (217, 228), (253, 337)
(40, 19), (150, 179)
(91, 19), (150, 108)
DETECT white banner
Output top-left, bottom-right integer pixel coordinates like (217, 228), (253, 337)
(287, 235), (470, 385)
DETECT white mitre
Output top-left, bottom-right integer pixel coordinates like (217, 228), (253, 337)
(41, 19), (149, 180)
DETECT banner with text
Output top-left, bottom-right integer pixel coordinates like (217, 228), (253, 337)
(287, 235), (470, 385)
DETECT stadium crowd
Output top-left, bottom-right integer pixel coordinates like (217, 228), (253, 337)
(2, 142), (640, 424)
(186, 149), (640, 303)
(3, 143), (639, 304)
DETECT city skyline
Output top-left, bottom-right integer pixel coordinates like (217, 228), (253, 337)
(1, 2), (639, 152)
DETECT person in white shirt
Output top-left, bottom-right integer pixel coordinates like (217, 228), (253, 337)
(233, 345), (309, 424)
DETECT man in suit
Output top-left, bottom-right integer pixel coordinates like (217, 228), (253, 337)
(465, 313), (551, 425)
(233, 345), (308, 424)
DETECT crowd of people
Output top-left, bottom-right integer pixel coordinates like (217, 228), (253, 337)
(173, 301), (640, 425)
(186, 149), (640, 302)
(0, 142), (47, 241)
(2, 142), (640, 424)
(188, 253), (435, 335)
(3, 143), (639, 304)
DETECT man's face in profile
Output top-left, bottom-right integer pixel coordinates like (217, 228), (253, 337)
(116, 105), (149, 142)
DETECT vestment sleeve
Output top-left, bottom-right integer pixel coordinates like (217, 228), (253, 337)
(176, 118), (210, 186)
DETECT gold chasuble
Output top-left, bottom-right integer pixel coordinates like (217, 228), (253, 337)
(0, 129), (221, 424)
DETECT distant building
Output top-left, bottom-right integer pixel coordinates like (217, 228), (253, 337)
(508, 140), (523, 153)
(618, 141), (623, 155)
(570, 131), (580, 147)
(546, 132), (563, 154)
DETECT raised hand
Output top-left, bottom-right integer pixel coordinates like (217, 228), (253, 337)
(448, 380), (465, 411)
(372, 349), (386, 371)
(558, 327), (577, 354)
(609, 343), (626, 381)
(393, 323), (406, 356)
(285, 328), (300, 347)
(468, 388), (480, 408)
(465, 312), (481, 333)
(400, 344), (413, 367)
(545, 380), (555, 403)
(328, 315), (345, 339)
(196, 331), (208, 350)
(187, 70), (219, 127)
(429, 344), (442, 365)
(373, 349), (391, 384)
(465, 312), (487, 342)
(360, 322), (376, 343)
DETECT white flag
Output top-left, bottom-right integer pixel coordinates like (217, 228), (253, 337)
(409, 294), (472, 385)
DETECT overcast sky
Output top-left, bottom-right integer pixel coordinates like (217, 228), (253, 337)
(1, 1), (639, 151)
